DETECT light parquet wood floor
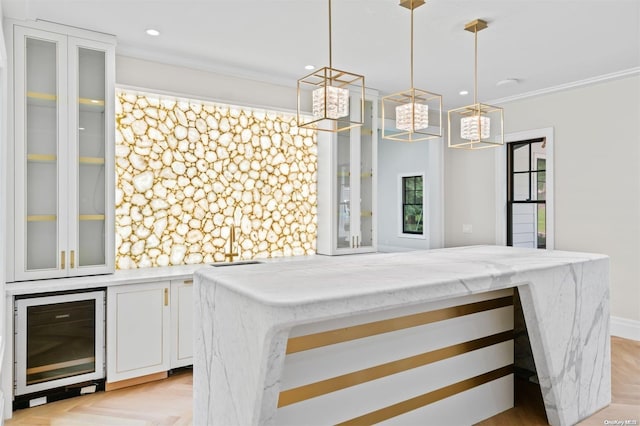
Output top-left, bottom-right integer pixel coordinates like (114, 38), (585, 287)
(7, 337), (639, 425)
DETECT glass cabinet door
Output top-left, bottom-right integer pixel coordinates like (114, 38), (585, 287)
(336, 130), (352, 249)
(25, 37), (59, 270)
(334, 96), (376, 252)
(11, 23), (115, 281)
(14, 27), (69, 280)
(358, 100), (374, 249)
(75, 45), (107, 269)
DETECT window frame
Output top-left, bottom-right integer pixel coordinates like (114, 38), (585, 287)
(398, 172), (427, 239)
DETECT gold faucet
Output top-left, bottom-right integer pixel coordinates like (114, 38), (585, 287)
(224, 226), (239, 262)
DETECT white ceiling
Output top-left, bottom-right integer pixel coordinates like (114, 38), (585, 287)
(3, 0), (640, 108)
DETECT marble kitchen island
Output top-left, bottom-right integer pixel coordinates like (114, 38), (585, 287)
(193, 246), (610, 425)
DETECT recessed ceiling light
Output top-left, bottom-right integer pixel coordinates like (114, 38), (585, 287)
(146, 29), (160, 36)
(496, 78), (519, 87)
(304, 65), (315, 70)
(459, 90), (469, 96)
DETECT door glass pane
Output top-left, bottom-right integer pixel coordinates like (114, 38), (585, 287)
(532, 142), (545, 170)
(513, 173), (530, 201)
(26, 37), (58, 270)
(532, 171), (546, 201)
(359, 100), (373, 247)
(537, 204), (547, 249)
(534, 158), (546, 201)
(336, 131), (351, 249)
(512, 143), (529, 172)
(78, 47), (106, 267)
(26, 300), (96, 385)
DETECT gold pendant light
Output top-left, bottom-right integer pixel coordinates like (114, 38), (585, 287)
(297, 0), (365, 133)
(382, 0), (442, 142)
(448, 19), (504, 149)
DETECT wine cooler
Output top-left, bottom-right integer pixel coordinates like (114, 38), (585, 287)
(14, 290), (105, 399)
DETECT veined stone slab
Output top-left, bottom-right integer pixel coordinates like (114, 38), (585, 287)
(193, 245), (610, 426)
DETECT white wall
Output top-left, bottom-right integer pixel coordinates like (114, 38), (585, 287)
(0, 0), (8, 416)
(116, 55), (297, 112)
(444, 75), (640, 323)
(377, 134), (443, 252)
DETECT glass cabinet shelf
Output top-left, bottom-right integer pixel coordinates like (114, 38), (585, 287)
(27, 91), (56, 102)
(79, 214), (105, 221)
(26, 92), (104, 106)
(78, 97), (104, 106)
(79, 98), (105, 113)
(78, 157), (105, 165)
(27, 154), (104, 165)
(27, 215), (57, 222)
(27, 154), (56, 162)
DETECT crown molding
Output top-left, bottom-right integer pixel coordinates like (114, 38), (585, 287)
(487, 67), (640, 105)
(116, 44), (298, 91)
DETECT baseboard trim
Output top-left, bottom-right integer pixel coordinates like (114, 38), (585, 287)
(610, 316), (640, 341)
(105, 371), (168, 391)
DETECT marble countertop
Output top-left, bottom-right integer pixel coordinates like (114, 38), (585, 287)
(5, 254), (316, 296)
(195, 245), (607, 306)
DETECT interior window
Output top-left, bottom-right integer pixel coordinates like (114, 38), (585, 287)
(402, 175), (424, 235)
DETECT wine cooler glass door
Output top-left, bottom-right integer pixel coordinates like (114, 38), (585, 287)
(15, 291), (105, 395)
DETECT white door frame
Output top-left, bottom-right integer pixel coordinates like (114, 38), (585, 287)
(495, 127), (555, 249)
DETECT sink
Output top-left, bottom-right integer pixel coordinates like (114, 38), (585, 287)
(210, 261), (263, 267)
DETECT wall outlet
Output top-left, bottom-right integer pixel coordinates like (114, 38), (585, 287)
(462, 224), (473, 234)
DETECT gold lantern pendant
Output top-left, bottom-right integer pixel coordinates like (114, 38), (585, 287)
(297, 0), (365, 133)
(381, 0), (443, 142)
(448, 19), (504, 149)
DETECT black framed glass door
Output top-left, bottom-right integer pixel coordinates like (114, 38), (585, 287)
(507, 138), (546, 249)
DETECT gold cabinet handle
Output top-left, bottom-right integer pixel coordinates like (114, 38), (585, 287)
(164, 288), (169, 306)
(184, 279), (193, 285)
(70, 250), (75, 269)
(60, 251), (65, 270)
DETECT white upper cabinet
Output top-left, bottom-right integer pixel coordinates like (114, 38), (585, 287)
(8, 21), (115, 281)
(317, 90), (378, 255)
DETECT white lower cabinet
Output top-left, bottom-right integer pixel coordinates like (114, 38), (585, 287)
(170, 279), (194, 369)
(107, 281), (170, 383)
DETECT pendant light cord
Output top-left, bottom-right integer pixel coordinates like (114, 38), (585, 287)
(328, 0), (333, 70)
(410, 4), (414, 89)
(474, 25), (478, 105)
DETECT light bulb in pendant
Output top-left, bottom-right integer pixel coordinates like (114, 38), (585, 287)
(395, 102), (429, 131)
(460, 115), (491, 140)
(312, 86), (349, 119)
